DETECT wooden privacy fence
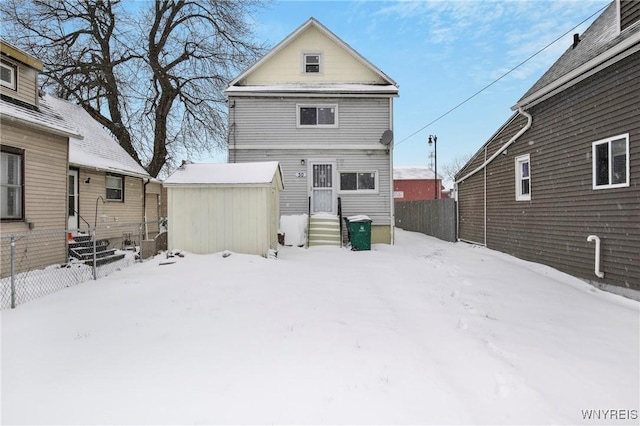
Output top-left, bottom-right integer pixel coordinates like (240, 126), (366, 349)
(394, 199), (457, 242)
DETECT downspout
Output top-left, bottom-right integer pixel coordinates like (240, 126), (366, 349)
(587, 235), (605, 278)
(483, 147), (487, 246)
(389, 97), (395, 245)
(455, 107), (533, 245)
(143, 178), (150, 240)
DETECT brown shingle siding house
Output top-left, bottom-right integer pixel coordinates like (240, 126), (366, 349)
(455, 0), (640, 299)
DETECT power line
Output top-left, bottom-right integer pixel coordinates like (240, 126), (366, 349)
(395, 3), (608, 147)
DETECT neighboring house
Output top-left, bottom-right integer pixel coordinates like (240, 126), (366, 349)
(45, 95), (163, 243)
(455, 0), (639, 298)
(393, 166), (443, 201)
(1, 39), (80, 276)
(164, 161), (283, 257)
(225, 17), (398, 246)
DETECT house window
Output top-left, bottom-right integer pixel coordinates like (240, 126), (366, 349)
(592, 134), (629, 189)
(339, 171), (378, 193)
(106, 174), (124, 201)
(1, 60), (16, 90)
(515, 154), (531, 201)
(1, 146), (24, 220)
(303, 53), (321, 73)
(297, 105), (337, 127)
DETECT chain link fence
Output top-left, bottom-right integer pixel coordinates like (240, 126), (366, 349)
(1, 221), (165, 309)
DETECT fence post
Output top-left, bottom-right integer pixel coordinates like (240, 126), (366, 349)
(92, 227), (97, 280)
(10, 234), (16, 309)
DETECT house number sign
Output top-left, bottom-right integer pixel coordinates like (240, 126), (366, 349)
(295, 172), (307, 178)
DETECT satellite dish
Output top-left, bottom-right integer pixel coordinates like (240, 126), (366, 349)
(380, 129), (393, 146)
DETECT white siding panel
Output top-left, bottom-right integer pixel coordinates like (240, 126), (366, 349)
(233, 149), (392, 225)
(168, 185), (275, 256)
(228, 97), (390, 152)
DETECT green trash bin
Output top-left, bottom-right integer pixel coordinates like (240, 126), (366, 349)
(346, 215), (372, 251)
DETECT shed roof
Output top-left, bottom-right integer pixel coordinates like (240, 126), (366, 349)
(394, 166), (442, 180)
(44, 94), (152, 179)
(164, 161), (283, 187)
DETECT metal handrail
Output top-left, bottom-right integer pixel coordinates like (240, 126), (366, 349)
(307, 196), (311, 248)
(337, 197), (342, 248)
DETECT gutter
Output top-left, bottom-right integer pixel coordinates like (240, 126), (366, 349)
(455, 107), (532, 185)
(454, 107), (532, 245)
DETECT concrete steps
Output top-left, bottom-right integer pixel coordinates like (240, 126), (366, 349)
(308, 215), (341, 247)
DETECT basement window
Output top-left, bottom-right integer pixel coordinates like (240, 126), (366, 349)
(515, 154), (531, 201)
(593, 134), (629, 189)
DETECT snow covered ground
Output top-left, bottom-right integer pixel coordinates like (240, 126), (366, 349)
(1, 229), (638, 425)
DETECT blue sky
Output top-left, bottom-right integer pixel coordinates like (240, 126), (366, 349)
(206, 0), (610, 170)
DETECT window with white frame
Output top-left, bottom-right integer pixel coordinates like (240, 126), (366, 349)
(297, 104), (337, 127)
(1, 60), (16, 90)
(515, 154), (531, 201)
(1, 146), (24, 220)
(303, 53), (321, 73)
(106, 174), (124, 201)
(339, 171), (378, 193)
(592, 134), (629, 189)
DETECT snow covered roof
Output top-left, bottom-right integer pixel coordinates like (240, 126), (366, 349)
(226, 83), (398, 96)
(164, 161), (283, 188)
(393, 166), (442, 180)
(0, 96), (80, 138)
(44, 94), (152, 179)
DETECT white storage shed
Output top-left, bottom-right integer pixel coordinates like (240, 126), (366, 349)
(164, 161), (284, 257)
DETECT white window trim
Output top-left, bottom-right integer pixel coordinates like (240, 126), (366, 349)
(105, 174), (124, 201)
(338, 170), (379, 194)
(0, 61), (16, 90)
(296, 104), (338, 128)
(592, 133), (630, 190)
(515, 154), (531, 201)
(302, 52), (322, 74)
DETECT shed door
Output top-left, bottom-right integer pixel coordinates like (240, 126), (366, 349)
(310, 162), (336, 214)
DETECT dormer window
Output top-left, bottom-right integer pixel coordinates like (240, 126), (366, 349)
(303, 53), (321, 73)
(1, 60), (16, 90)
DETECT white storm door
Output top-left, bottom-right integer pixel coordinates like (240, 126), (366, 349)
(68, 169), (79, 230)
(310, 162), (336, 214)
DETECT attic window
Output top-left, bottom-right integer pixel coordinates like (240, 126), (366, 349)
(303, 53), (321, 73)
(0, 60), (16, 90)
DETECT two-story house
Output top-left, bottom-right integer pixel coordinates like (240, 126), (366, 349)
(226, 18), (399, 246)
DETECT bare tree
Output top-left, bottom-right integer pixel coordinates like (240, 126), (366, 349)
(1, 0), (267, 177)
(441, 154), (473, 182)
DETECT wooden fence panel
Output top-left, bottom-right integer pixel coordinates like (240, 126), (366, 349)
(394, 199), (457, 242)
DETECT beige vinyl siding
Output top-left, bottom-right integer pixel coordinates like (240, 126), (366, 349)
(0, 121), (68, 277)
(0, 55), (38, 107)
(243, 26), (384, 85)
(76, 169), (145, 239)
(167, 184), (279, 257)
(144, 181), (162, 237)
